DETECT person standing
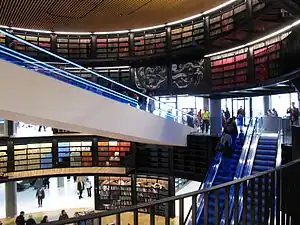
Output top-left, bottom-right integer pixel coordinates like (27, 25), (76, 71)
(147, 93), (155, 113)
(77, 180), (85, 199)
(287, 102), (299, 125)
(201, 107), (210, 133)
(224, 118), (238, 149)
(138, 90), (147, 111)
(26, 216), (36, 225)
(36, 187), (45, 208)
(237, 106), (245, 127)
(16, 211), (26, 225)
(187, 109), (195, 128)
(224, 108), (230, 121)
(85, 178), (92, 198)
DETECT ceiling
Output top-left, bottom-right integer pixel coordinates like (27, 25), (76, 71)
(0, 0), (227, 32)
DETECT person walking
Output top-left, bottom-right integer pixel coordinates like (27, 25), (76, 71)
(59, 210), (69, 220)
(26, 216), (36, 225)
(287, 102), (299, 125)
(201, 107), (210, 133)
(85, 178), (92, 197)
(77, 180), (85, 199)
(16, 211), (26, 225)
(36, 187), (45, 208)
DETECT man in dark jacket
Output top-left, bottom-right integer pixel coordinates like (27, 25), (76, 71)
(16, 211), (26, 225)
(26, 216), (36, 225)
(36, 187), (45, 207)
(77, 180), (85, 199)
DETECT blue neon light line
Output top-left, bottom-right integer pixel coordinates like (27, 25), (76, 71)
(0, 29), (193, 119)
(0, 47), (137, 105)
(0, 44), (138, 105)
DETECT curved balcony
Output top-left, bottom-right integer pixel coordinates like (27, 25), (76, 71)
(0, 135), (131, 182)
(0, 0), (294, 65)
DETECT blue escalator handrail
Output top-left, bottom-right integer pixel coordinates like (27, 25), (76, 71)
(218, 118), (258, 225)
(184, 151), (223, 225)
(0, 29), (195, 122)
(226, 118), (260, 225)
(0, 45), (138, 106)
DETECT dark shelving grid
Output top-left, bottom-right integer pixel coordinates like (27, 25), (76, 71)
(97, 176), (132, 210)
(97, 141), (131, 167)
(0, 145), (7, 174)
(171, 20), (204, 50)
(57, 34), (91, 59)
(13, 142), (52, 171)
(210, 48), (248, 90)
(133, 29), (166, 56)
(14, 32), (51, 58)
(57, 141), (93, 167)
(209, 2), (246, 39)
(253, 33), (289, 81)
(96, 34), (129, 59)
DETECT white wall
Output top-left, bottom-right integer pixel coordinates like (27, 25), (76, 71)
(0, 60), (193, 146)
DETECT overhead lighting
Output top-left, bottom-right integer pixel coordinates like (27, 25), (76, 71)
(93, 30), (129, 35)
(11, 27), (52, 34)
(131, 24), (166, 32)
(54, 31), (92, 35)
(205, 19), (300, 58)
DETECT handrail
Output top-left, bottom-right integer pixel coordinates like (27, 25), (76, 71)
(0, 29), (195, 121)
(40, 157), (300, 225)
(184, 118), (254, 224)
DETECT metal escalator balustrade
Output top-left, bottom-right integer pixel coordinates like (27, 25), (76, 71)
(0, 29), (195, 125)
(40, 160), (300, 225)
(184, 118), (256, 225)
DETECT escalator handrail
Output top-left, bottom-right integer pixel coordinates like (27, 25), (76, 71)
(227, 118), (262, 225)
(185, 118), (253, 225)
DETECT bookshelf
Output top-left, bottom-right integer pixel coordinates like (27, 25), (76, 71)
(96, 35), (129, 59)
(0, 145), (7, 173)
(171, 21), (204, 50)
(14, 32), (51, 57)
(97, 141), (131, 167)
(136, 176), (169, 215)
(57, 35), (91, 59)
(133, 30), (166, 56)
(0, 33), (6, 46)
(211, 48), (248, 90)
(253, 33), (288, 81)
(58, 141), (92, 167)
(97, 176), (132, 210)
(14, 143), (52, 171)
(209, 3), (246, 38)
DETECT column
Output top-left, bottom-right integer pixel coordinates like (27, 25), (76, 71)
(5, 181), (17, 218)
(210, 98), (222, 136)
(5, 120), (17, 218)
(203, 98), (209, 110)
(57, 177), (64, 188)
(263, 95), (271, 115)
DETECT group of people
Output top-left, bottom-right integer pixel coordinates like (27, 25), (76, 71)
(267, 108), (278, 117)
(15, 211), (49, 225)
(68, 176), (92, 199)
(186, 108), (210, 133)
(15, 210), (70, 225)
(123, 90), (155, 113)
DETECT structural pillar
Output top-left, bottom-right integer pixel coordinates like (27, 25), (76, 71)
(210, 98), (222, 136)
(5, 120), (17, 218)
(263, 95), (271, 115)
(57, 177), (64, 188)
(203, 98), (209, 110)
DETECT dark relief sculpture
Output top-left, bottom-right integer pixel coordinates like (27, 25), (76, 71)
(134, 60), (205, 92)
(134, 66), (167, 91)
(172, 60), (204, 89)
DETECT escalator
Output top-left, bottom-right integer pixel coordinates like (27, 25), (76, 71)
(188, 119), (257, 225)
(245, 134), (278, 223)
(196, 140), (243, 225)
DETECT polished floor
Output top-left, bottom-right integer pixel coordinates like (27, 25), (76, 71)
(0, 177), (95, 219)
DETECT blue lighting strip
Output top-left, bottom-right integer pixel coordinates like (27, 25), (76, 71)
(0, 29), (193, 120)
